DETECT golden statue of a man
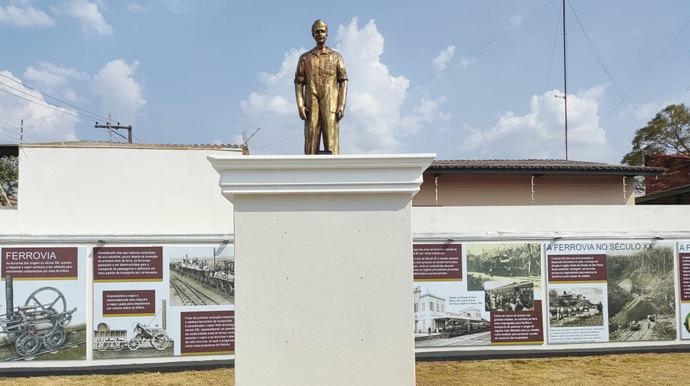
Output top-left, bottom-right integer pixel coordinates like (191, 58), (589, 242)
(294, 19), (348, 154)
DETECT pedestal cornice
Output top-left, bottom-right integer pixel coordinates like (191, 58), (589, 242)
(208, 154), (436, 201)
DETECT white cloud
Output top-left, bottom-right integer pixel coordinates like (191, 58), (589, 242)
(509, 15), (525, 29)
(239, 48), (303, 120)
(126, 2), (146, 12)
(460, 86), (614, 161)
(61, 88), (84, 103)
(23, 61), (89, 92)
(459, 57), (475, 69)
(0, 70), (78, 142)
(53, 0), (112, 36)
(159, 0), (191, 13)
(0, 0), (53, 27)
(399, 97), (451, 136)
(239, 18), (450, 155)
(432, 45), (455, 72)
(92, 59), (146, 125)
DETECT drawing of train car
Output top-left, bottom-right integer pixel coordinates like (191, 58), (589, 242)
(93, 322), (170, 351)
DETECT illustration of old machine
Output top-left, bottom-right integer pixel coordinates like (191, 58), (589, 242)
(0, 276), (77, 357)
(94, 300), (171, 351)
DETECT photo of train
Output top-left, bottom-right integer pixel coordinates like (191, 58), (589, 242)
(93, 322), (171, 352)
(169, 247), (234, 307)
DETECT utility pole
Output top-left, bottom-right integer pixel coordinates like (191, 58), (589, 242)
(94, 114), (133, 144)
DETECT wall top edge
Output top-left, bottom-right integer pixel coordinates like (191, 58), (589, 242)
(208, 153), (437, 170)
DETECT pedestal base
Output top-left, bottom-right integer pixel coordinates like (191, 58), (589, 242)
(209, 154), (435, 386)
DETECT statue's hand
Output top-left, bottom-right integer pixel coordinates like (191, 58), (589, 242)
(298, 105), (308, 120)
(336, 107), (344, 121)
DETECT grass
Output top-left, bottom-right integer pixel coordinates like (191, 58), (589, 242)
(1, 352), (689, 385)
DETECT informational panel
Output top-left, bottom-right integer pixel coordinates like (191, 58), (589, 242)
(413, 242), (543, 348)
(92, 245), (234, 359)
(547, 241), (676, 344)
(93, 246), (170, 358)
(0, 246), (87, 360)
(546, 242), (609, 344)
(167, 245), (234, 356)
(678, 241), (690, 340)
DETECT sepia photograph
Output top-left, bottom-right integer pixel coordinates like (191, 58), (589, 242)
(607, 243), (676, 341)
(466, 243), (541, 292)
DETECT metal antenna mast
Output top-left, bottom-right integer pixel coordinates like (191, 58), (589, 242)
(562, 0), (569, 160)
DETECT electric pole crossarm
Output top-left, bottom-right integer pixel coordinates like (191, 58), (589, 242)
(94, 124), (133, 144)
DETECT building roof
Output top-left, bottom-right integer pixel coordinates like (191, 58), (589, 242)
(636, 183), (690, 205)
(0, 144), (18, 157)
(427, 159), (666, 176)
(0, 142), (244, 153)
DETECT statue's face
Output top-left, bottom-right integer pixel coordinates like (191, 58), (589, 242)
(312, 23), (328, 44)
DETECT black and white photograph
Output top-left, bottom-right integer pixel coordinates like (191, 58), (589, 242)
(607, 242), (676, 342)
(168, 246), (234, 307)
(484, 281), (535, 312)
(466, 243), (541, 292)
(414, 283), (491, 348)
(548, 287), (604, 328)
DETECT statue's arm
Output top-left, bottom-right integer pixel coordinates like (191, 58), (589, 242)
(336, 80), (348, 121)
(294, 56), (308, 120)
(336, 55), (348, 121)
(295, 83), (307, 120)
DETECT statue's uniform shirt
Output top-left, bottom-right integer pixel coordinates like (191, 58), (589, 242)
(294, 46), (348, 154)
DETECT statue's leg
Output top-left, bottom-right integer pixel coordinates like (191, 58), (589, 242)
(304, 97), (320, 154)
(321, 100), (339, 154)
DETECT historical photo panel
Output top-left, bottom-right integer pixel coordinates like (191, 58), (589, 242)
(92, 246), (173, 359)
(414, 242), (543, 348)
(0, 246), (87, 361)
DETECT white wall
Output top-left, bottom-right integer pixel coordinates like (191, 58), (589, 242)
(412, 205), (690, 240)
(2, 145), (240, 238)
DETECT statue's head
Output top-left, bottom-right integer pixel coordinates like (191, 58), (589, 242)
(311, 19), (328, 44)
(312, 19), (328, 34)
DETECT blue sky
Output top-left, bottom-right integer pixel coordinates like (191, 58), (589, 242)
(1, 0), (689, 163)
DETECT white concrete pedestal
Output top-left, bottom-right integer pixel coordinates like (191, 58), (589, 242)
(209, 154), (435, 386)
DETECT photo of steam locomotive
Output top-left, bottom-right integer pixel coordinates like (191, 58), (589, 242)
(0, 275), (85, 360)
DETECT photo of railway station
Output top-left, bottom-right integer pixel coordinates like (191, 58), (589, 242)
(414, 285), (490, 347)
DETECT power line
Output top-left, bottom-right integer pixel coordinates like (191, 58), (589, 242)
(0, 72), (109, 122)
(0, 72), (135, 144)
(0, 84), (84, 121)
(571, 4), (690, 159)
(346, 0), (559, 119)
(529, 0), (563, 158)
(0, 120), (53, 143)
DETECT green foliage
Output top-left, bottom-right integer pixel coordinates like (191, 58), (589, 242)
(621, 103), (690, 165)
(607, 285), (632, 317)
(466, 273), (484, 292)
(0, 156), (17, 205)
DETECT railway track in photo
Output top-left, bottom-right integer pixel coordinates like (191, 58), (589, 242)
(1, 327), (87, 361)
(170, 271), (224, 306)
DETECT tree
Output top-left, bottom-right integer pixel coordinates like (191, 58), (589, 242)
(0, 156), (18, 206)
(621, 104), (690, 165)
